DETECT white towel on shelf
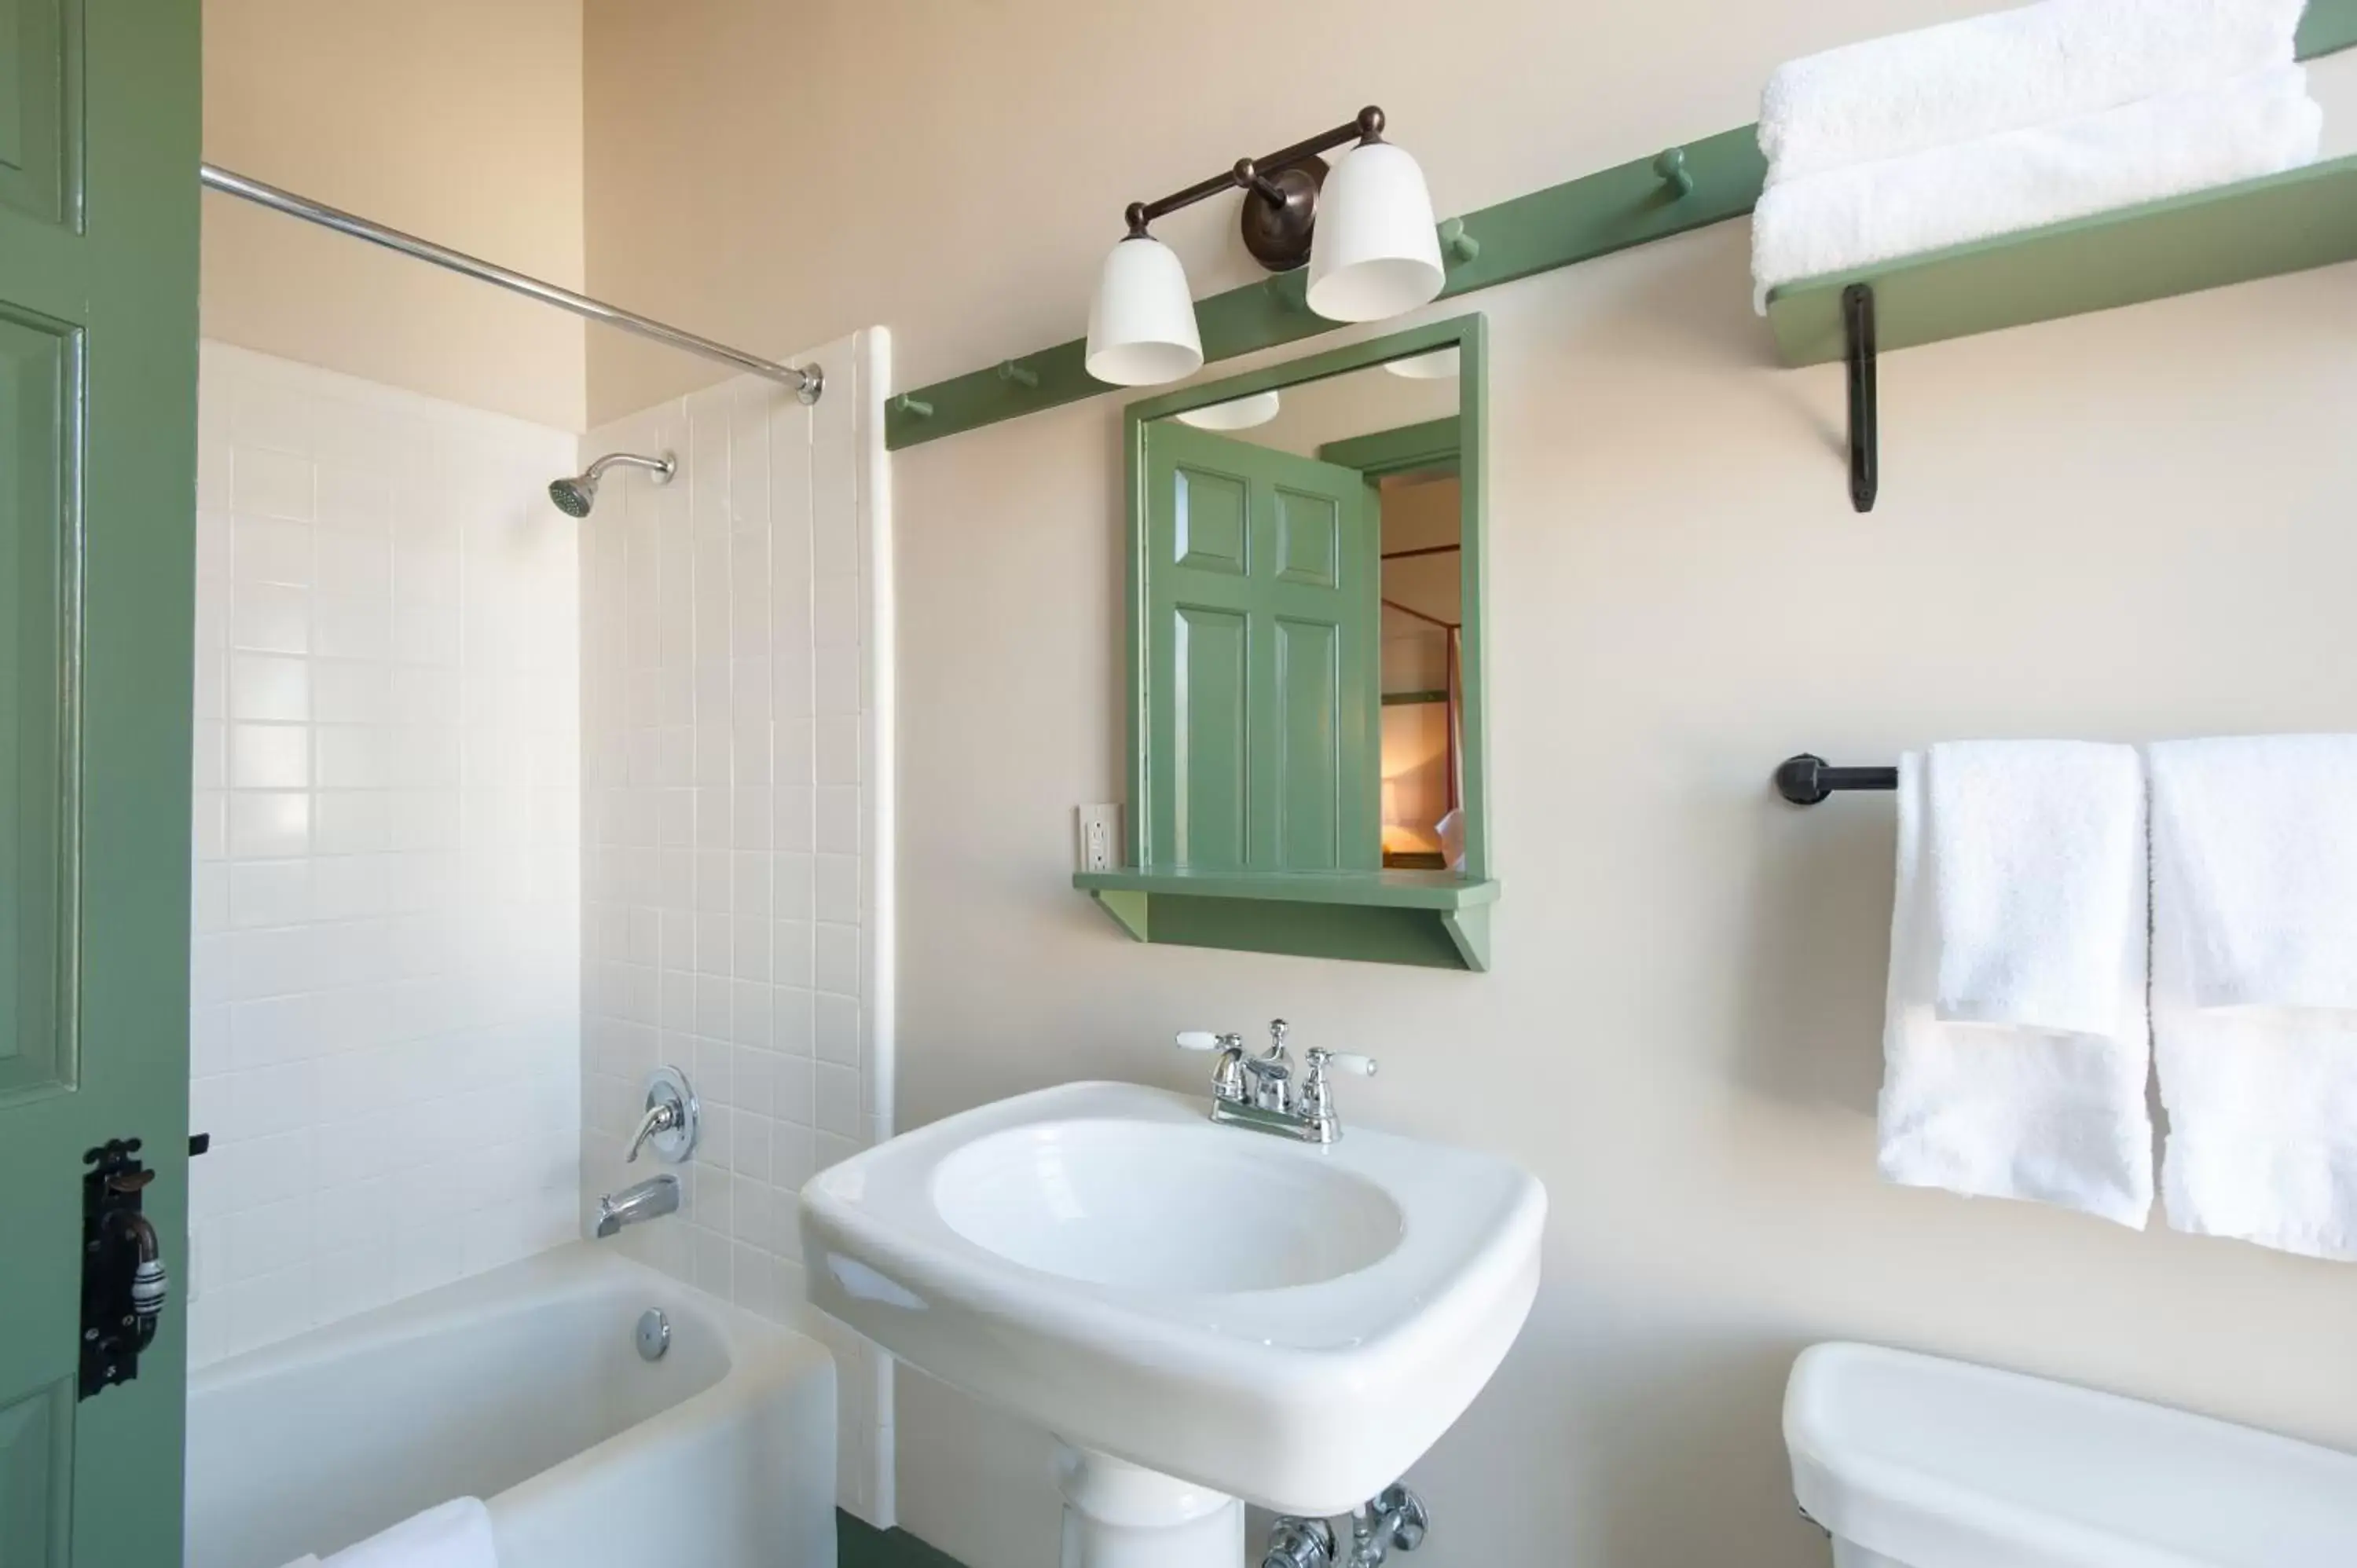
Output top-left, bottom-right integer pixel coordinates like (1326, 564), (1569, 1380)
(317, 1500), (498, 1568)
(1880, 747), (2153, 1227)
(2151, 736), (2357, 1259)
(1760, 0), (2306, 186)
(1751, 64), (2321, 310)
(1929, 741), (2146, 1039)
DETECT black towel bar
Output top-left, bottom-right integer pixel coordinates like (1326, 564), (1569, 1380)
(1775, 753), (1899, 805)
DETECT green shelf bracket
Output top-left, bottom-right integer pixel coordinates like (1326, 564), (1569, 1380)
(1086, 888), (1151, 943)
(1440, 903), (1492, 973)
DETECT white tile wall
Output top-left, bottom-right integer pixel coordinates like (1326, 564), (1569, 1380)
(579, 330), (894, 1522)
(188, 343), (583, 1368)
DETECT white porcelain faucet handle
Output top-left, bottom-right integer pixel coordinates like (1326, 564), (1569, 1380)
(1314, 1049), (1378, 1077)
(1175, 1031), (1222, 1052)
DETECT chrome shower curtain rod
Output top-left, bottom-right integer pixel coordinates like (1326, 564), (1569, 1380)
(199, 163), (823, 403)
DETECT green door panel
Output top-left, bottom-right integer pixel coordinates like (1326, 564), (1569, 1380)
(0, 2), (199, 1565)
(1272, 484), (1338, 585)
(1271, 617), (1343, 870)
(0, 1379), (72, 1567)
(1144, 423), (1378, 874)
(1171, 465), (1246, 573)
(0, 308), (70, 1100)
(0, 0), (81, 229)
(1173, 606), (1247, 870)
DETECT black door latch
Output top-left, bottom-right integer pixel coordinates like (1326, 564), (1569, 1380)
(79, 1138), (168, 1399)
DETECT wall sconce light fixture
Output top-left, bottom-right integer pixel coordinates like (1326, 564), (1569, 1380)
(1084, 106), (1444, 387)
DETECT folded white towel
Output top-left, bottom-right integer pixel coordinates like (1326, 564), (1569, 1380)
(2152, 736), (2357, 1259)
(1929, 741), (2146, 1039)
(1881, 749), (2153, 1227)
(319, 1500), (497, 1568)
(1760, 0), (2306, 186)
(1752, 64), (2320, 310)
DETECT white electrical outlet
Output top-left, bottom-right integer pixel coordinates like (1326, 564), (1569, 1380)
(1076, 804), (1120, 873)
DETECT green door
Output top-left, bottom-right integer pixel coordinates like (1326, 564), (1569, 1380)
(0, 3), (200, 1563)
(1143, 421), (1379, 874)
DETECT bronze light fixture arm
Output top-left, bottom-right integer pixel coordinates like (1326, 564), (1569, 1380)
(1123, 107), (1388, 269)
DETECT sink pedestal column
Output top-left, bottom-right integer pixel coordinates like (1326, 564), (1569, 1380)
(1054, 1443), (1244, 1568)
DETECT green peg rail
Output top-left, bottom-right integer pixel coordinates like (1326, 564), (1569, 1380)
(882, 0), (2357, 455)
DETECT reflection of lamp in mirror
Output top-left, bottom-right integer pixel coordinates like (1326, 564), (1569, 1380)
(1174, 390), (1281, 430)
(1383, 346), (1460, 381)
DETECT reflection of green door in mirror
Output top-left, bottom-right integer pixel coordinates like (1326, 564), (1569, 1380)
(1143, 422), (1379, 873)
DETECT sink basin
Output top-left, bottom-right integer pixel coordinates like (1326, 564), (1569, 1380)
(932, 1119), (1406, 1292)
(800, 1081), (1545, 1530)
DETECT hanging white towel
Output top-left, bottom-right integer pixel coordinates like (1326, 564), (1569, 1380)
(2151, 736), (2357, 1260)
(1751, 65), (2320, 310)
(1929, 741), (2146, 1039)
(317, 1500), (498, 1568)
(1880, 747), (2153, 1227)
(1760, 0), (2306, 186)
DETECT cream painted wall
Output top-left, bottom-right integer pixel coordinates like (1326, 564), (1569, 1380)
(584, 4), (2357, 1565)
(203, 0), (588, 430)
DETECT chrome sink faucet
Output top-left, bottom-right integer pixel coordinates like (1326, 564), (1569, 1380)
(1175, 1019), (1377, 1145)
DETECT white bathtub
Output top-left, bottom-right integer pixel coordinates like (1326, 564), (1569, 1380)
(186, 1244), (836, 1568)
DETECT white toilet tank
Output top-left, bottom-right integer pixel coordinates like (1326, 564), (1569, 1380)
(1783, 1342), (2357, 1567)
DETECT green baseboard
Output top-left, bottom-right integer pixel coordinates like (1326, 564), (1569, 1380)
(840, 1509), (967, 1568)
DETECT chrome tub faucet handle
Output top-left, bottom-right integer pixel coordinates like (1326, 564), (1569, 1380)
(625, 1065), (700, 1164)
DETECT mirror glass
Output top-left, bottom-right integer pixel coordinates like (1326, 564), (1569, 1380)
(1133, 330), (1481, 881)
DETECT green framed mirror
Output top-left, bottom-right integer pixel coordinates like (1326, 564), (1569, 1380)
(1075, 314), (1497, 971)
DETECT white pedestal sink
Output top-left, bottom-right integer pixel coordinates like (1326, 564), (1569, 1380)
(800, 1082), (1546, 1567)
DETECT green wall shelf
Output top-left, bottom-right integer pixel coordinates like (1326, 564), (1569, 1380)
(1769, 148), (2357, 509)
(1074, 869), (1499, 972)
(1766, 151), (2357, 368)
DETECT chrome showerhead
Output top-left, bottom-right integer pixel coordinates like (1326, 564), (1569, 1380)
(548, 475), (597, 517)
(548, 450), (675, 518)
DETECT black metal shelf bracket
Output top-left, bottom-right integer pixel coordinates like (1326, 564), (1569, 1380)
(1843, 283), (1878, 512)
(1775, 753), (1900, 805)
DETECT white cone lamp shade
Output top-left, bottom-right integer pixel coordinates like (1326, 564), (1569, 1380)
(1175, 390), (1281, 430)
(1306, 140), (1445, 323)
(1086, 235), (1204, 386)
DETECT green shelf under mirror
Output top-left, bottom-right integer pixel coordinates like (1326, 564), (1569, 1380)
(1076, 869), (1498, 973)
(1083, 314), (1496, 972)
